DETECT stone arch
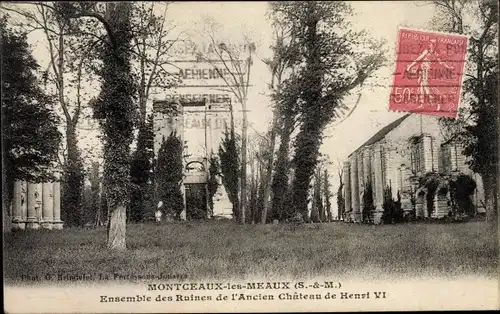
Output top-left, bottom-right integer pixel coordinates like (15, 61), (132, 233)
(185, 161), (205, 173)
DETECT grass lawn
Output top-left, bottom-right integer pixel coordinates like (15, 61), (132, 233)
(3, 220), (497, 283)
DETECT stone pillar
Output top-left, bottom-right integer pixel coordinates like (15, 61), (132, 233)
(357, 153), (364, 221)
(180, 184), (187, 221)
(52, 171), (63, 229)
(350, 156), (360, 222)
(20, 181), (28, 226)
(372, 143), (384, 224)
(362, 148), (372, 185)
(397, 166), (403, 194)
(422, 135), (435, 172)
(343, 161), (351, 221)
(400, 164), (413, 213)
(42, 182), (54, 229)
(385, 147), (399, 199)
(26, 183), (41, 229)
(11, 181), (25, 230)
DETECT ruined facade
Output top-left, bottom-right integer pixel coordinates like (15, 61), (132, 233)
(10, 170), (63, 230)
(343, 114), (485, 224)
(153, 100), (234, 219)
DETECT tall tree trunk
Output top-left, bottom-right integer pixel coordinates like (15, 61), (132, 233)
(324, 169), (333, 222)
(2, 155), (12, 232)
(311, 167), (322, 223)
(291, 9), (322, 222)
(249, 157), (256, 223)
(483, 173), (497, 223)
(271, 117), (293, 221)
(103, 2), (134, 251)
(107, 204), (127, 249)
(292, 124), (321, 221)
(240, 100), (248, 224)
(62, 122), (84, 226)
(261, 113), (278, 224)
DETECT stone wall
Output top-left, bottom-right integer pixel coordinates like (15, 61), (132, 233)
(342, 114), (485, 223)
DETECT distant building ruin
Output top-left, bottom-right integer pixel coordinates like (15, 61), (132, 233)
(342, 114), (485, 223)
(153, 99), (234, 219)
(10, 169), (63, 230)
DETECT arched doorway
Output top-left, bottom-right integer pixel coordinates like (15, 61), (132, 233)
(184, 161), (208, 220)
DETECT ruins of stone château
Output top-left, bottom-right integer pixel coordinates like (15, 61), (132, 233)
(343, 113), (485, 224)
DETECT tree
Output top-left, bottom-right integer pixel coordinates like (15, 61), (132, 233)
(382, 186), (404, 224)
(362, 181), (375, 224)
(155, 133), (184, 220)
(310, 167), (323, 223)
(130, 2), (179, 124)
(1, 16), (61, 230)
(428, 0), (498, 222)
(449, 173), (477, 217)
(271, 2), (386, 221)
(56, 2), (137, 249)
(1, 2), (102, 226)
(128, 3), (180, 217)
(60, 157), (85, 226)
(89, 161), (102, 226)
(323, 169), (333, 222)
(259, 5), (301, 224)
(196, 18), (255, 224)
(129, 114), (154, 222)
(218, 127), (241, 222)
(336, 166), (345, 221)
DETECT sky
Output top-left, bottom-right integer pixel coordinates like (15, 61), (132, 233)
(160, 1), (436, 180)
(23, 1), (439, 214)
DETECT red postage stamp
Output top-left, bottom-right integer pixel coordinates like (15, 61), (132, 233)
(389, 28), (468, 118)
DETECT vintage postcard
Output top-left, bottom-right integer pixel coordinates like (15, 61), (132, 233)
(2, 1), (499, 313)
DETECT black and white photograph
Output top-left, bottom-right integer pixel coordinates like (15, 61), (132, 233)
(2, 1), (498, 312)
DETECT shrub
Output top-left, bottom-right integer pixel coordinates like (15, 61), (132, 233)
(218, 127), (240, 222)
(449, 174), (477, 217)
(155, 132), (184, 220)
(382, 186), (404, 224)
(362, 180), (375, 224)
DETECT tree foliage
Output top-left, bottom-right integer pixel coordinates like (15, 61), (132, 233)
(129, 114), (154, 222)
(381, 186), (403, 224)
(196, 17), (256, 224)
(270, 76), (301, 222)
(61, 158), (85, 226)
(218, 127), (241, 222)
(1, 16), (61, 225)
(2, 2), (105, 226)
(323, 169), (333, 222)
(362, 181), (375, 224)
(128, 3), (180, 219)
(270, 2), (386, 220)
(449, 173), (477, 217)
(431, 0), (498, 221)
(55, 2), (137, 249)
(207, 154), (220, 217)
(418, 171), (477, 219)
(155, 133), (184, 219)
